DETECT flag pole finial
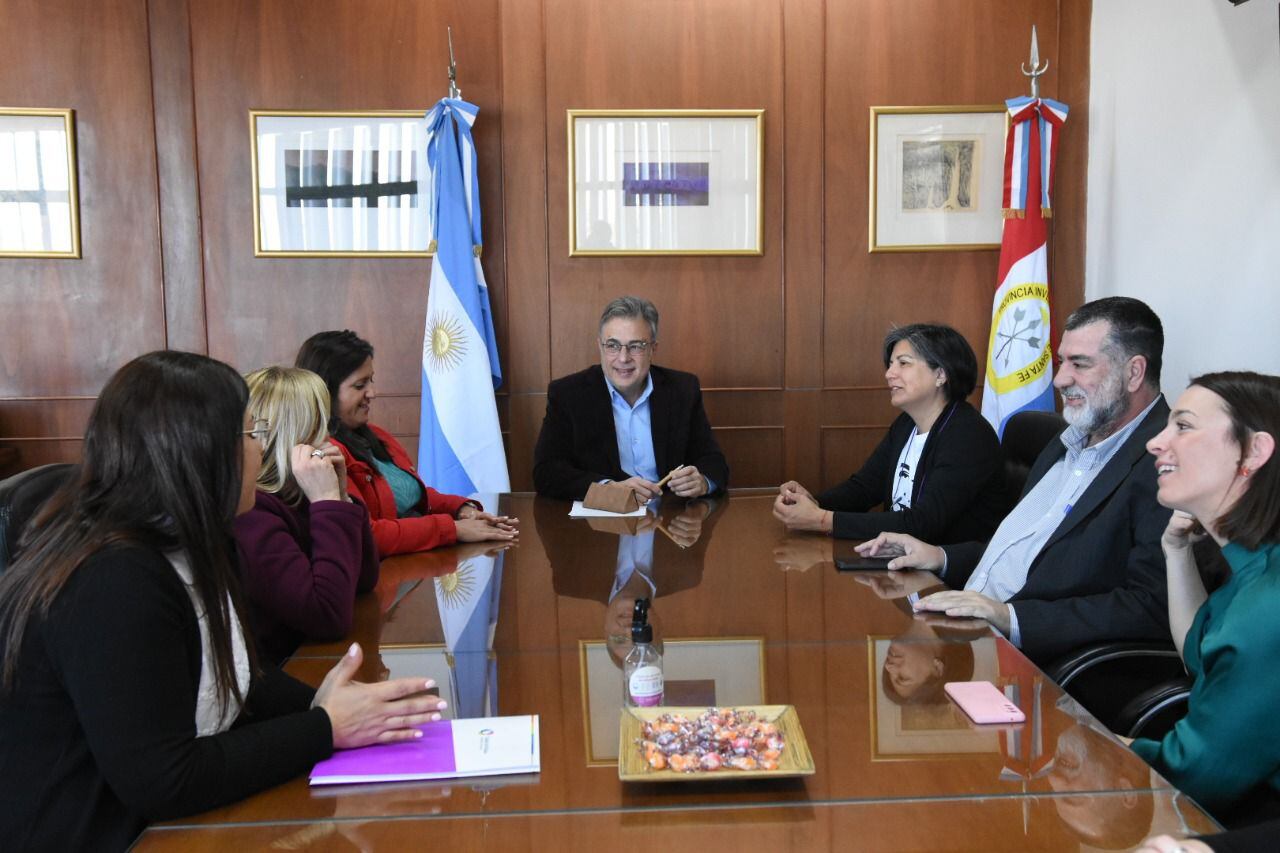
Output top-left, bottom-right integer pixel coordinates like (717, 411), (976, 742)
(447, 26), (462, 100)
(1021, 25), (1049, 99)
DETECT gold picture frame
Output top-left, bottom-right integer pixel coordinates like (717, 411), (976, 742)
(578, 636), (767, 766)
(249, 109), (435, 257)
(868, 105), (1007, 253)
(567, 109), (764, 256)
(0, 107), (81, 258)
(867, 634), (1003, 761)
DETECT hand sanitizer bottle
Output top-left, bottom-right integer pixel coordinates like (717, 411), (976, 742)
(624, 598), (663, 707)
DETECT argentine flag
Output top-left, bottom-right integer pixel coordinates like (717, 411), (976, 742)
(419, 99), (510, 493)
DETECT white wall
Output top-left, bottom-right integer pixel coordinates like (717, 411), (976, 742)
(1087, 0), (1280, 398)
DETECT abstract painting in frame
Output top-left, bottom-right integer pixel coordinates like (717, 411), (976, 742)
(250, 110), (434, 257)
(568, 109), (763, 256)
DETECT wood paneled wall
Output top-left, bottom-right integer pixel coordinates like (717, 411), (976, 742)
(0, 0), (1091, 490)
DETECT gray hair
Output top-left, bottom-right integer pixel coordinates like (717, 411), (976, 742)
(598, 296), (659, 341)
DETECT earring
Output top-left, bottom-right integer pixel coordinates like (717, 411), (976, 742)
(1239, 465), (1252, 478)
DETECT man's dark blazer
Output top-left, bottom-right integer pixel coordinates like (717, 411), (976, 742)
(941, 397), (1173, 665)
(532, 364), (729, 500)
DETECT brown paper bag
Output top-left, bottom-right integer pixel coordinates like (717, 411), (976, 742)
(583, 481), (640, 514)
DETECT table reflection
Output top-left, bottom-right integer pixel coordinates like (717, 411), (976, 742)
(147, 494), (1222, 848)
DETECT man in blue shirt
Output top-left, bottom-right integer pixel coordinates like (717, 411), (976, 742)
(532, 296), (729, 502)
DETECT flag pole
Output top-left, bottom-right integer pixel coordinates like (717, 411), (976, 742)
(1021, 26), (1049, 99)
(447, 26), (462, 100)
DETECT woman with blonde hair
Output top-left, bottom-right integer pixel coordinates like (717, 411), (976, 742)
(234, 366), (379, 664)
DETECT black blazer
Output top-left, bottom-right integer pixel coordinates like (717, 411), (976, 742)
(942, 397), (1173, 664)
(532, 365), (729, 500)
(816, 400), (1011, 544)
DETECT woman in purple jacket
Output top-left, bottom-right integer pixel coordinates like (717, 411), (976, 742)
(234, 366), (379, 664)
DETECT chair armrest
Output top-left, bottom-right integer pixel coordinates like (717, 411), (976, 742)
(1045, 640), (1183, 688)
(1116, 676), (1194, 740)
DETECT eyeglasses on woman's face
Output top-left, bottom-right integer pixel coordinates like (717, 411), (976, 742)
(242, 419), (270, 442)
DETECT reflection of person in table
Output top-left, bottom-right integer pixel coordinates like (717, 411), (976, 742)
(772, 533), (834, 573)
(1049, 722), (1155, 849)
(880, 621), (977, 730)
(537, 496), (721, 604)
(605, 569), (666, 669)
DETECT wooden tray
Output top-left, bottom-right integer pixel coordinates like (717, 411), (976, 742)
(618, 705), (815, 781)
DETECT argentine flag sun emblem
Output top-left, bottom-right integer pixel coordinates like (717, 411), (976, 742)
(426, 313), (468, 373)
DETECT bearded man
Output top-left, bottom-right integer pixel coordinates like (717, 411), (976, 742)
(856, 297), (1172, 664)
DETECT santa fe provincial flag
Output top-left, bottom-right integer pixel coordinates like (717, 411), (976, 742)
(982, 96), (1068, 437)
(419, 99), (510, 494)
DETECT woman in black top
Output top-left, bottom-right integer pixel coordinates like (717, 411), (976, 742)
(774, 324), (1010, 543)
(0, 352), (446, 852)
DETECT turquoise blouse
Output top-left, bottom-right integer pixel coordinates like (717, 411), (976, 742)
(1132, 540), (1280, 816)
(371, 457), (425, 518)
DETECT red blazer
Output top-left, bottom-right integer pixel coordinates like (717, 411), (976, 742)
(331, 424), (474, 557)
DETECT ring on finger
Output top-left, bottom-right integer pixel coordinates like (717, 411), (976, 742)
(310, 449), (325, 458)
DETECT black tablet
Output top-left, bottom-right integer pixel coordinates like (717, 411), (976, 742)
(834, 555), (893, 571)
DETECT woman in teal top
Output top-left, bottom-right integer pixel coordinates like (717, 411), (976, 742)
(1131, 370), (1280, 827)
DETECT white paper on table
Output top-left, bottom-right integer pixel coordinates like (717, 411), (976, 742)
(568, 501), (648, 518)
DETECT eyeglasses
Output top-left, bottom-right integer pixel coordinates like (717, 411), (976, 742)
(242, 419), (270, 441)
(600, 339), (652, 356)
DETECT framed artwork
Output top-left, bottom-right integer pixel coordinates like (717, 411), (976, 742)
(0, 108), (80, 258)
(567, 109), (763, 256)
(578, 637), (766, 766)
(867, 635), (1003, 760)
(868, 105), (1007, 253)
(249, 110), (434, 257)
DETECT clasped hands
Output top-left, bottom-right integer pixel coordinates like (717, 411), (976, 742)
(856, 531), (1013, 636)
(454, 502), (519, 543)
(772, 481), (832, 533)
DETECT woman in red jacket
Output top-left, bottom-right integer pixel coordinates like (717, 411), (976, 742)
(295, 330), (517, 557)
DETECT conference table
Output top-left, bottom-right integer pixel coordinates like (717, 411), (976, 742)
(138, 493), (1219, 851)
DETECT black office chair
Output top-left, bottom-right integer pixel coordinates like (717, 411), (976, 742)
(1000, 409), (1066, 499)
(1115, 675), (1193, 740)
(0, 463), (75, 574)
(1045, 641), (1187, 731)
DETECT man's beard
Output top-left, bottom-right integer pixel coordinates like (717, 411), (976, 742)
(1060, 369), (1129, 438)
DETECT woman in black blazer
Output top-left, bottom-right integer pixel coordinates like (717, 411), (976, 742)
(774, 324), (1011, 544)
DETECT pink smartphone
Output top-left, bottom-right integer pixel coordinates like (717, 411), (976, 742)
(944, 681), (1026, 724)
